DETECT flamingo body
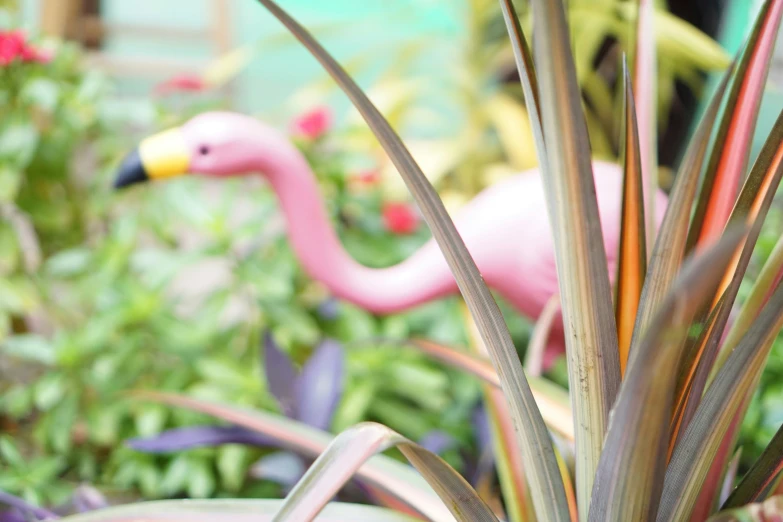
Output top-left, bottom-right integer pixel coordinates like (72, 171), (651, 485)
(122, 111), (669, 366)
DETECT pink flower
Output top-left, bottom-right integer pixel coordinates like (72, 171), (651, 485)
(382, 202), (420, 235)
(154, 73), (207, 96)
(0, 31), (52, 65)
(290, 106), (332, 140)
(0, 31), (26, 65)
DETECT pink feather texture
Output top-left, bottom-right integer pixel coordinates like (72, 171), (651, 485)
(180, 111), (669, 366)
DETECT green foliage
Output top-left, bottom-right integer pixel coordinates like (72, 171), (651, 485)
(0, 27), (505, 503)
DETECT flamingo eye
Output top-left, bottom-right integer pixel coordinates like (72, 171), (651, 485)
(199, 145), (210, 155)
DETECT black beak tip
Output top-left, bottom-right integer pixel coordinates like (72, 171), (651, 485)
(114, 149), (149, 189)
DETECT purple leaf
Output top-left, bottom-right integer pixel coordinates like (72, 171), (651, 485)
(249, 451), (306, 489)
(472, 406), (493, 458)
(127, 425), (272, 453)
(0, 491), (58, 520)
(316, 297), (340, 320)
(469, 406), (496, 486)
(0, 511), (27, 522)
(418, 430), (457, 455)
(295, 339), (344, 430)
(70, 486), (108, 513)
(263, 331), (299, 418)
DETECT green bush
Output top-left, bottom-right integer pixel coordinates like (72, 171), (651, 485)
(0, 25), (500, 503)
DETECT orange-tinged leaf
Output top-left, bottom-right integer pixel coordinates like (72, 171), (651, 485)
(588, 227), (745, 522)
(616, 59), (647, 376)
(629, 63), (733, 370)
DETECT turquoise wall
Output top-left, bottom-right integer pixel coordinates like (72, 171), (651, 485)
(21, 0), (463, 124)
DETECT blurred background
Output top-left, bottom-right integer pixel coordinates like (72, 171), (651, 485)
(3, 0), (783, 511)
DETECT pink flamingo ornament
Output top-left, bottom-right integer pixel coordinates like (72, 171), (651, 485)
(114, 111), (669, 366)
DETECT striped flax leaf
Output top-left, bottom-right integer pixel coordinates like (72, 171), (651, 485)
(656, 254), (783, 522)
(135, 392), (454, 521)
(686, 0), (783, 253)
(525, 295), (561, 377)
(461, 305), (535, 522)
(407, 339), (574, 441)
(483, 386), (535, 522)
(528, 0), (622, 516)
(722, 424), (783, 509)
(691, 402), (753, 521)
(668, 298), (726, 456)
(633, 0), (658, 244)
(55, 500), (421, 522)
(588, 228), (746, 522)
(495, 0), (546, 170)
(670, 108), (783, 447)
(616, 59), (647, 376)
(681, 124), (783, 511)
(272, 423), (499, 522)
(694, 236), (783, 518)
(709, 496), (783, 521)
(720, 449), (744, 507)
(253, 2), (570, 521)
(711, 235), (783, 384)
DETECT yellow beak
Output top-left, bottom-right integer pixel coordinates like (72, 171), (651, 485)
(114, 127), (190, 188)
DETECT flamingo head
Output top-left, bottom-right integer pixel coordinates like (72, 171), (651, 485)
(114, 111), (284, 189)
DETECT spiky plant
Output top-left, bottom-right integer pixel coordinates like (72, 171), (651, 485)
(13, 0), (783, 521)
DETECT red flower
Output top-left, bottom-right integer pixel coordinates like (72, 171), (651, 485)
(382, 202), (420, 235)
(0, 31), (27, 65)
(290, 106), (332, 140)
(348, 169), (381, 191)
(0, 31), (52, 66)
(154, 73), (207, 96)
(355, 169), (381, 184)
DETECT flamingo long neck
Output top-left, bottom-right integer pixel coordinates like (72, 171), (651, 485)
(260, 137), (455, 314)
